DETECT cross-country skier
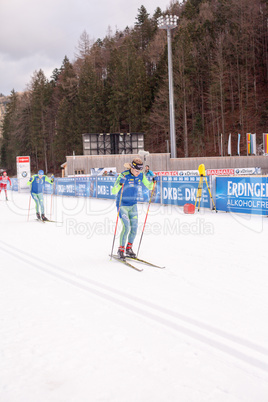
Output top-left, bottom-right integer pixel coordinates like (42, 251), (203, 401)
(112, 158), (156, 260)
(0, 171), (12, 200)
(27, 170), (54, 221)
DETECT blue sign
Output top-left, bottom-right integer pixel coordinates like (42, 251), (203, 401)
(88, 177), (97, 198)
(73, 177), (97, 197)
(161, 176), (210, 208)
(96, 177), (117, 199)
(44, 180), (54, 194)
(140, 179), (161, 204)
(216, 176), (268, 215)
(11, 178), (18, 191)
(75, 177), (89, 197)
(56, 178), (75, 196)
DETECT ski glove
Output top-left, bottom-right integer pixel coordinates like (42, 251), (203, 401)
(152, 176), (159, 182)
(119, 176), (126, 185)
(29, 177), (33, 182)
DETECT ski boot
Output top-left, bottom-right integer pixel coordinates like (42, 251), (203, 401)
(41, 214), (49, 221)
(117, 246), (126, 261)
(126, 243), (136, 258)
(36, 212), (41, 220)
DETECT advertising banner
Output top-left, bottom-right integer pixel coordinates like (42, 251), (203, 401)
(43, 181), (54, 194)
(97, 177), (117, 199)
(74, 177), (89, 197)
(207, 168), (234, 176)
(162, 176), (210, 208)
(96, 176), (161, 203)
(154, 171), (178, 176)
(234, 167), (261, 175)
(152, 181), (161, 204)
(88, 177), (97, 197)
(216, 176), (268, 215)
(177, 170), (199, 176)
(73, 177), (97, 197)
(11, 178), (18, 191)
(16, 156), (31, 191)
(141, 178), (161, 204)
(56, 178), (75, 196)
(207, 167), (261, 176)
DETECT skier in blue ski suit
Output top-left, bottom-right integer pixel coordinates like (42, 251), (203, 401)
(112, 158), (156, 260)
(27, 170), (54, 221)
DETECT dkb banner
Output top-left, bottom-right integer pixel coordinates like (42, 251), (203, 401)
(216, 176), (268, 215)
(142, 177), (161, 204)
(96, 176), (161, 203)
(55, 178), (75, 196)
(97, 177), (116, 199)
(43, 180), (54, 194)
(75, 177), (97, 197)
(161, 176), (210, 208)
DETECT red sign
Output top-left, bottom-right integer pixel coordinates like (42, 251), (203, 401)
(207, 168), (234, 176)
(17, 156), (30, 163)
(154, 171), (178, 176)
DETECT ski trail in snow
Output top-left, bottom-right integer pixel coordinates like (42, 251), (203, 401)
(1, 239), (268, 374)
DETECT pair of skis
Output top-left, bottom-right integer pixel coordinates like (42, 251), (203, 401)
(110, 254), (165, 272)
(36, 218), (62, 224)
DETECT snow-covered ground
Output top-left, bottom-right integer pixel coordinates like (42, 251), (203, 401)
(1, 190), (268, 402)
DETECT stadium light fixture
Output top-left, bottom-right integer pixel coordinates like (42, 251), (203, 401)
(157, 15), (179, 159)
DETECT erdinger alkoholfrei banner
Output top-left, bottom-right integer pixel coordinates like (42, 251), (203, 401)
(16, 156), (31, 191)
(216, 176), (268, 215)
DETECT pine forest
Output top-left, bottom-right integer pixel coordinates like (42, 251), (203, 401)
(1, 0), (267, 174)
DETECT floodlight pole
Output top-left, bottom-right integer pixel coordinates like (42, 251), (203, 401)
(158, 15), (178, 159)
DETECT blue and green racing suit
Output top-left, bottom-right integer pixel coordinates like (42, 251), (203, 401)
(27, 174), (54, 215)
(112, 170), (154, 248)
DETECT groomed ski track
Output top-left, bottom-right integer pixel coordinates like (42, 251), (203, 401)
(1, 239), (268, 374)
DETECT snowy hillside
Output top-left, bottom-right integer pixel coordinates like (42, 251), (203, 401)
(1, 191), (268, 401)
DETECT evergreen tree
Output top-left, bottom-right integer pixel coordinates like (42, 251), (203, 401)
(134, 5), (155, 50)
(28, 70), (52, 172)
(53, 57), (80, 164)
(105, 38), (151, 132)
(0, 90), (18, 172)
(76, 56), (104, 134)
